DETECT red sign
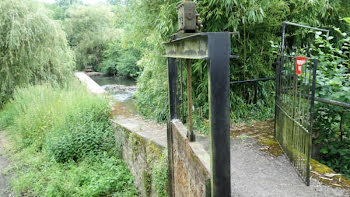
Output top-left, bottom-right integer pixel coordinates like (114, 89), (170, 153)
(296, 57), (307, 75)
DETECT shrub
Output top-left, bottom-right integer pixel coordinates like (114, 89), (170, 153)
(46, 107), (115, 163)
(312, 31), (350, 178)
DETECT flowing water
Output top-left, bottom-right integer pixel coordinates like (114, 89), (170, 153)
(91, 75), (138, 115)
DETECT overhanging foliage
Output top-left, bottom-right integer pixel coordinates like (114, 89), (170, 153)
(0, 0), (74, 106)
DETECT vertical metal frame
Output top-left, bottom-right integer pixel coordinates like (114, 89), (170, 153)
(207, 33), (231, 196)
(168, 58), (178, 120)
(166, 32), (232, 197)
(274, 22), (286, 138)
(306, 59), (318, 185)
(167, 58), (177, 196)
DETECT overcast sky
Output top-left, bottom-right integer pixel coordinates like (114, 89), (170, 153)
(37, 0), (107, 4)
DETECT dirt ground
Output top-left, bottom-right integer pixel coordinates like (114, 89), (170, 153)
(0, 131), (12, 197)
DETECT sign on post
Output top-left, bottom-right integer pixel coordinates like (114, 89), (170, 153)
(296, 56), (307, 75)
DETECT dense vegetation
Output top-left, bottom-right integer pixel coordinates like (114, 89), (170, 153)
(0, 0), (138, 196)
(0, 0), (74, 106)
(119, 0), (349, 123)
(0, 0), (349, 192)
(45, 0), (141, 78)
(113, 0), (350, 177)
(0, 82), (138, 196)
(312, 31), (350, 178)
(63, 4), (116, 70)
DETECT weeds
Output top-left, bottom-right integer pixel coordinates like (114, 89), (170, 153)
(0, 81), (138, 196)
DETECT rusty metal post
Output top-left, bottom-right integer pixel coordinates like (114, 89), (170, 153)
(180, 60), (185, 123)
(186, 59), (195, 141)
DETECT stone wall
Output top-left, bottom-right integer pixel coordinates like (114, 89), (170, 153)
(170, 120), (211, 197)
(113, 120), (168, 197)
(76, 71), (211, 197)
(112, 117), (212, 197)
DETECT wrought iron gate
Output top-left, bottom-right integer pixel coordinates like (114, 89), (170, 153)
(274, 22), (327, 185)
(275, 55), (317, 185)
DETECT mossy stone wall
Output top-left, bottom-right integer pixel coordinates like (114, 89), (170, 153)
(114, 123), (169, 197)
(170, 120), (211, 197)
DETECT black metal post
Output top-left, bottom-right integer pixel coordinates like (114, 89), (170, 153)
(208, 32), (231, 197)
(306, 59), (318, 186)
(275, 23), (286, 138)
(168, 58), (178, 120)
(186, 59), (195, 141)
(167, 58), (177, 197)
(254, 82), (258, 104)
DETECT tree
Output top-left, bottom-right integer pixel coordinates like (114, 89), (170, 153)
(107, 0), (119, 5)
(63, 5), (115, 70)
(55, 0), (82, 7)
(0, 0), (74, 106)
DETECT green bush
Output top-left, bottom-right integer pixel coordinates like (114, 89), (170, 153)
(46, 107), (115, 163)
(0, 81), (138, 196)
(314, 106), (350, 179)
(10, 153), (138, 197)
(311, 31), (350, 178)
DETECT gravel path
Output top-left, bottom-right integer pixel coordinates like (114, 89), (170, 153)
(230, 138), (349, 197)
(0, 131), (12, 197)
(196, 136), (350, 197)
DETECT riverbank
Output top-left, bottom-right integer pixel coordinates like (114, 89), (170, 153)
(0, 81), (138, 196)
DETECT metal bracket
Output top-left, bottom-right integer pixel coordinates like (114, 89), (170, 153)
(165, 32), (238, 60)
(166, 32), (232, 197)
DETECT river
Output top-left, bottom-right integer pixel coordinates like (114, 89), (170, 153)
(91, 75), (138, 115)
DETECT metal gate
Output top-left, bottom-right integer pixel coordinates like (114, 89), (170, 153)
(274, 22), (327, 185)
(275, 55), (317, 185)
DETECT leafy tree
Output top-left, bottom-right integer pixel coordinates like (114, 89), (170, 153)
(63, 5), (115, 70)
(102, 40), (141, 78)
(46, 4), (66, 20)
(0, 0), (74, 106)
(56, 0), (82, 7)
(107, 0), (120, 5)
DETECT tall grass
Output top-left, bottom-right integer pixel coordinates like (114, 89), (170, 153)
(0, 81), (138, 197)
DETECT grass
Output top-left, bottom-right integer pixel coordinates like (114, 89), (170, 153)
(0, 81), (138, 197)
